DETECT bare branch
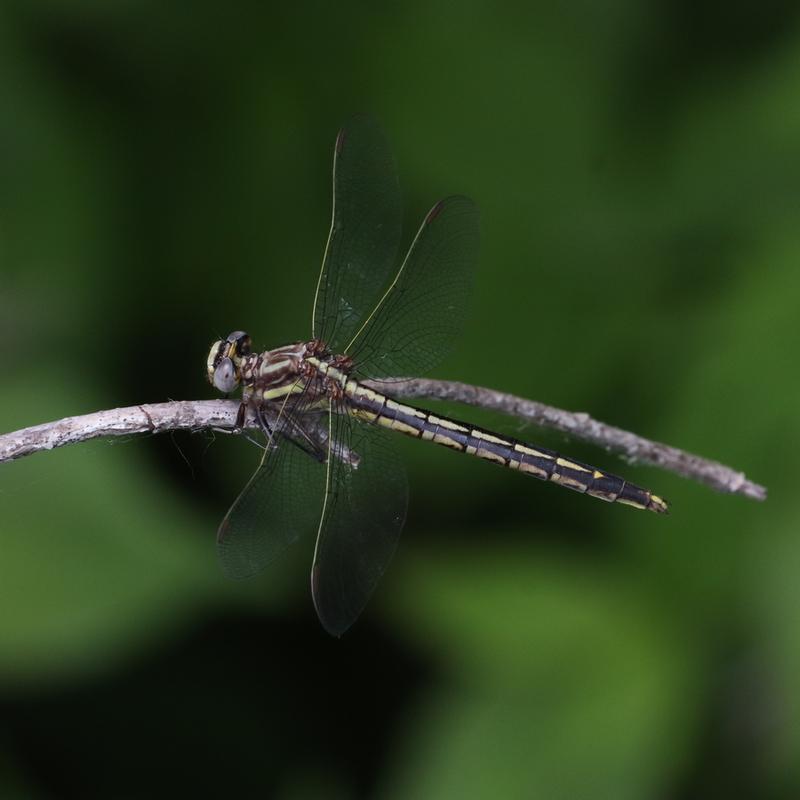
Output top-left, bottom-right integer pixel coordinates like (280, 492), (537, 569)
(0, 400), (242, 463)
(0, 382), (766, 501)
(0, 399), (355, 469)
(363, 378), (767, 501)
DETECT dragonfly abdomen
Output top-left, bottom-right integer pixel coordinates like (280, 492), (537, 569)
(346, 383), (668, 514)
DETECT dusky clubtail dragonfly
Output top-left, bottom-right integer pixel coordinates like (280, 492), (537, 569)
(207, 117), (668, 636)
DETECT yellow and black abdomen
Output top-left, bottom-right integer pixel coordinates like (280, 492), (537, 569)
(347, 383), (668, 514)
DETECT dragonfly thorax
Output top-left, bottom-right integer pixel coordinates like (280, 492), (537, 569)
(244, 341), (355, 404)
(208, 331), (355, 408)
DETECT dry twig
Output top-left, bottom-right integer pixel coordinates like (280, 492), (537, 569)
(0, 381), (766, 501)
(365, 378), (766, 500)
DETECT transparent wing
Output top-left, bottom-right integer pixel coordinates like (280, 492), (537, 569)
(217, 424), (327, 581)
(345, 195), (479, 379)
(312, 116), (402, 354)
(311, 409), (409, 636)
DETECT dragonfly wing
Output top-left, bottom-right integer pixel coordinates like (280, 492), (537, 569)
(217, 428), (327, 581)
(310, 409), (408, 636)
(345, 194), (479, 379)
(312, 116), (403, 354)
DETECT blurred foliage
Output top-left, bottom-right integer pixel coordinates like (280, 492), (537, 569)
(1, 1), (799, 797)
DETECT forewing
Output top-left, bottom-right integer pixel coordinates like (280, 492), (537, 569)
(311, 410), (408, 636)
(217, 431), (326, 580)
(346, 195), (479, 379)
(312, 116), (402, 354)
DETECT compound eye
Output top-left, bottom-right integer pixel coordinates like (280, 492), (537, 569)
(226, 330), (251, 357)
(212, 357), (239, 393)
(236, 334), (252, 356)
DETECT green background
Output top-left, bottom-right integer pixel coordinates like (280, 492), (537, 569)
(1, 2), (798, 797)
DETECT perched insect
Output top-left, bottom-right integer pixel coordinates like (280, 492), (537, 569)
(208, 118), (667, 636)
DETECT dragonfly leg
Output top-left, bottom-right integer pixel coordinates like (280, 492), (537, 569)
(259, 406), (328, 463)
(234, 401), (248, 432)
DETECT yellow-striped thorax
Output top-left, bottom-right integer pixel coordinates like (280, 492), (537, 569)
(207, 332), (348, 407)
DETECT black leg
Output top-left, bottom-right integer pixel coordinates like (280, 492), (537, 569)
(234, 402), (247, 431)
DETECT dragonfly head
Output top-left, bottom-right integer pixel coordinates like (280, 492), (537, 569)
(207, 331), (252, 393)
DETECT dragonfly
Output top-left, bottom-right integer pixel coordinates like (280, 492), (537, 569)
(207, 117), (668, 636)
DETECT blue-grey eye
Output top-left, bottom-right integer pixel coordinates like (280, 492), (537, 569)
(213, 358), (239, 393)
